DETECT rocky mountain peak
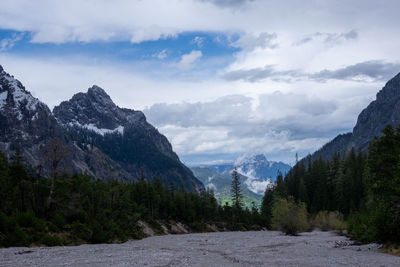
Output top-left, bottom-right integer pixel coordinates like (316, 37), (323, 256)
(0, 65), (203, 191)
(376, 72), (400, 102)
(0, 66), (46, 116)
(305, 71), (400, 163)
(53, 85), (145, 132)
(0, 64), (3, 72)
(86, 85), (114, 106)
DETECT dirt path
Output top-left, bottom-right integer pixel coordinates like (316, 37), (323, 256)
(1, 230), (400, 266)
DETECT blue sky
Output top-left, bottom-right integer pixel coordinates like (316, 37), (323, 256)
(0, 29), (239, 79)
(1, 0), (400, 165)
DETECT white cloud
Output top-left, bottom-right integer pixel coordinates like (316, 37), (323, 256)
(1, 0), (399, 165)
(144, 89), (377, 163)
(191, 36), (205, 48)
(1, 0), (399, 45)
(0, 33), (24, 51)
(153, 49), (167, 59)
(130, 26), (178, 44)
(231, 32), (278, 51)
(177, 50), (202, 70)
(295, 30), (359, 46)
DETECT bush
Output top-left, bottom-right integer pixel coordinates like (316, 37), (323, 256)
(272, 198), (309, 235)
(15, 211), (36, 228)
(5, 226), (31, 247)
(42, 234), (63, 246)
(347, 202), (395, 243)
(313, 211), (346, 232)
(51, 213), (67, 230)
(71, 221), (93, 241)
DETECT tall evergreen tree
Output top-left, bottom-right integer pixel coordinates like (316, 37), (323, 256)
(231, 167), (243, 209)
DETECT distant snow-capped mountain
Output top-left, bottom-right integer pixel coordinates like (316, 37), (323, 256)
(235, 154), (291, 182)
(193, 154), (291, 195)
(202, 154), (291, 182)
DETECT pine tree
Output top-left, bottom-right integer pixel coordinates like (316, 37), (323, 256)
(231, 167), (243, 209)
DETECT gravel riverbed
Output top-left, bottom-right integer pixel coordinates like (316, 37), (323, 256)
(1, 230), (400, 266)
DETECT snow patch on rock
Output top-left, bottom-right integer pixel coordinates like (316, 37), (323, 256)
(68, 122), (124, 136)
(0, 91), (7, 109)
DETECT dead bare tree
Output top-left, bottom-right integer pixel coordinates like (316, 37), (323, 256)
(40, 137), (72, 209)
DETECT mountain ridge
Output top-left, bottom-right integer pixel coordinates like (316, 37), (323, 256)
(306, 72), (400, 162)
(0, 65), (203, 191)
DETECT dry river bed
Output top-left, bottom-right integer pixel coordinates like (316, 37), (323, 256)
(1, 230), (400, 266)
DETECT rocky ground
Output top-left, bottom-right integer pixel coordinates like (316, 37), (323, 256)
(1, 230), (400, 266)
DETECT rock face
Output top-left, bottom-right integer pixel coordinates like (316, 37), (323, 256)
(0, 64), (63, 167)
(53, 85), (203, 190)
(0, 65), (203, 191)
(350, 72), (400, 150)
(308, 72), (400, 161)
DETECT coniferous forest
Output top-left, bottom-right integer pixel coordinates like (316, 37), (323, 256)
(1, 125), (400, 247)
(262, 124), (400, 244)
(0, 149), (264, 247)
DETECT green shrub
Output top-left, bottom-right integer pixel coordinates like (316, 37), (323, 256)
(347, 211), (375, 243)
(6, 226), (31, 247)
(272, 197), (309, 235)
(51, 213), (66, 230)
(33, 218), (46, 232)
(42, 234), (63, 246)
(313, 210), (346, 232)
(71, 221), (93, 241)
(15, 211), (36, 228)
(47, 222), (58, 232)
(347, 201), (395, 243)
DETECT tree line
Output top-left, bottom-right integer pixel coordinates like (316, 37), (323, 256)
(261, 125), (400, 243)
(0, 148), (265, 247)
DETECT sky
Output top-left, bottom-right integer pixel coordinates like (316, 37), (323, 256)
(1, 0), (400, 165)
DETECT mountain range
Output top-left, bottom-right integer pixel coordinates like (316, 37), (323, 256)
(0, 65), (203, 191)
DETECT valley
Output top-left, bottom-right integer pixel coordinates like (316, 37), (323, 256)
(1, 231), (399, 266)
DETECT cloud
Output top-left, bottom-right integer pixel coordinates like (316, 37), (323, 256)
(177, 50), (203, 70)
(153, 49), (167, 59)
(130, 26), (178, 44)
(222, 60), (400, 83)
(310, 60), (400, 82)
(222, 65), (299, 82)
(144, 91), (360, 163)
(231, 32), (277, 51)
(198, 0), (255, 8)
(295, 30), (358, 46)
(0, 33), (24, 51)
(191, 36), (205, 48)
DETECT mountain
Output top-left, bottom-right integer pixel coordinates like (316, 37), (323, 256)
(0, 65), (65, 167)
(308, 72), (400, 161)
(204, 154), (291, 182)
(53, 85), (203, 190)
(0, 65), (203, 191)
(190, 167), (263, 208)
(191, 154), (291, 205)
(235, 154), (291, 182)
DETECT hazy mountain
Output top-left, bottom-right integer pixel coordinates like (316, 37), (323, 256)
(190, 167), (263, 208)
(0, 65), (203, 191)
(235, 154), (291, 182)
(202, 154), (291, 182)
